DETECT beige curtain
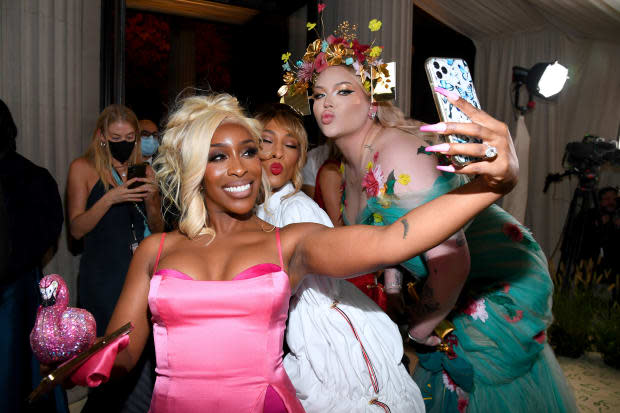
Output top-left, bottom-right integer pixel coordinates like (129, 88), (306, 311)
(414, 0), (620, 259)
(321, 0), (413, 115)
(502, 115), (531, 223)
(0, 0), (100, 304)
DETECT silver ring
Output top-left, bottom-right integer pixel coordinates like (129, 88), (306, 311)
(483, 144), (498, 160)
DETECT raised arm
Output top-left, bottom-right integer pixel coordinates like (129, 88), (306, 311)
(288, 177), (501, 284)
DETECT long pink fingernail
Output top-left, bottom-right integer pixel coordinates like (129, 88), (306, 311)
(434, 86), (460, 101)
(420, 122), (447, 132)
(436, 165), (456, 173)
(425, 143), (450, 153)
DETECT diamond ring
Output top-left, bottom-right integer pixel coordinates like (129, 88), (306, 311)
(483, 144), (498, 160)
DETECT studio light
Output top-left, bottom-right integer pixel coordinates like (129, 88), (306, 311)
(512, 61), (569, 115)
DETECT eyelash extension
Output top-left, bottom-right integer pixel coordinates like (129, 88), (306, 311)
(208, 153), (225, 162)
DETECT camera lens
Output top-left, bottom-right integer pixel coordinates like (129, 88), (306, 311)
(436, 71), (442, 79)
(441, 67), (448, 74)
(433, 62), (439, 69)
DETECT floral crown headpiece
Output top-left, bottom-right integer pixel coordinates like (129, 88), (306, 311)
(278, 5), (395, 115)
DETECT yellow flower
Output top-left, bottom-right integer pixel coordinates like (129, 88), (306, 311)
(366, 161), (373, 171)
(306, 22), (316, 31)
(373, 213), (383, 223)
(281, 52), (291, 62)
(370, 46), (382, 58)
(368, 19), (382, 32)
(397, 173), (411, 185)
(364, 80), (371, 92)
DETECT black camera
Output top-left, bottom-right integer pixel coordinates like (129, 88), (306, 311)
(564, 134), (620, 169)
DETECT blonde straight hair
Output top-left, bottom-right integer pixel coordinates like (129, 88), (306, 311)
(255, 103), (308, 199)
(84, 104), (141, 190)
(154, 93), (269, 240)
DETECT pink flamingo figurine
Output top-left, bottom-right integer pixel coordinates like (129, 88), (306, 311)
(30, 274), (96, 364)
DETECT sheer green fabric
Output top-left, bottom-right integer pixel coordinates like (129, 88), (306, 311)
(352, 172), (577, 413)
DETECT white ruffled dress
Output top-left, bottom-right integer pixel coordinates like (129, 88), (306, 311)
(257, 183), (424, 413)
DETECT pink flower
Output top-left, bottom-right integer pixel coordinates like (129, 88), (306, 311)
(534, 330), (546, 344)
(314, 52), (328, 73)
(317, 3), (326, 13)
(442, 370), (457, 392)
(298, 61), (314, 83)
(463, 298), (488, 322)
(362, 170), (379, 197)
(502, 222), (523, 242)
(504, 309), (524, 323)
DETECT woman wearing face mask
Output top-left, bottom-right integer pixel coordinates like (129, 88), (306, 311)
(256, 103), (423, 412)
(139, 119), (160, 165)
(66, 104), (163, 412)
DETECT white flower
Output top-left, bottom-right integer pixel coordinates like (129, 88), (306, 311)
(442, 371), (457, 392)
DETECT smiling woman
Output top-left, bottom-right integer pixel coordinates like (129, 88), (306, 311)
(62, 92), (522, 412)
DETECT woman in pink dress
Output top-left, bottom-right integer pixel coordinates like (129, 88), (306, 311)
(74, 92), (517, 412)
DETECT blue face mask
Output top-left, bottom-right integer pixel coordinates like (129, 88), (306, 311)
(141, 135), (159, 157)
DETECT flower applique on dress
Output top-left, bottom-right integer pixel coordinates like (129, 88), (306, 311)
(360, 152), (402, 209)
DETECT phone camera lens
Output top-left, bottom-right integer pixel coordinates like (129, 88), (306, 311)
(433, 62), (439, 69)
(436, 71), (442, 79)
(441, 67), (448, 74)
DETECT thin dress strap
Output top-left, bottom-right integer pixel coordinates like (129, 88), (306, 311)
(275, 227), (284, 269)
(153, 233), (167, 275)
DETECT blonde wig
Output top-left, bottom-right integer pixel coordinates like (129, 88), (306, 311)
(154, 93), (268, 240)
(255, 103), (308, 199)
(84, 104), (141, 190)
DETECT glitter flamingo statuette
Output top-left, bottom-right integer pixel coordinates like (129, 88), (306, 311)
(30, 274), (97, 364)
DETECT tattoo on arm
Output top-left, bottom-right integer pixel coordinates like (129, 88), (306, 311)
(416, 283), (440, 316)
(401, 219), (409, 239)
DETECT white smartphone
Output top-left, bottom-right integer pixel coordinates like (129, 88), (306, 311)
(424, 57), (482, 166)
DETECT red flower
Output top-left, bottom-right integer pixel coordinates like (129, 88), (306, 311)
(362, 170), (379, 197)
(502, 222), (523, 242)
(327, 35), (345, 45)
(317, 3), (326, 13)
(458, 397), (469, 413)
(504, 309), (524, 323)
(534, 331), (546, 344)
(350, 39), (370, 63)
(314, 52), (328, 73)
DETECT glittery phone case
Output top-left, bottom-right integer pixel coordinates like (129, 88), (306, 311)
(425, 57), (482, 166)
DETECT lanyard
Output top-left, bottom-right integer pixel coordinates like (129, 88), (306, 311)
(110, 169), (152, 239)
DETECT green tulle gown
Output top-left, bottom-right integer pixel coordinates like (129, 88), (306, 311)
(348, 170), (577, 413)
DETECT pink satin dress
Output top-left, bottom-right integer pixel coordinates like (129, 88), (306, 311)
(147, 230), (305, 412)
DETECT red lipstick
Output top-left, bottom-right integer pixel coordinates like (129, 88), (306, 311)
(270, 162), (283, 175)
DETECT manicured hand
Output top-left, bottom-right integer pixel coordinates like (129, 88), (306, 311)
(422, 87), (519, 194)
